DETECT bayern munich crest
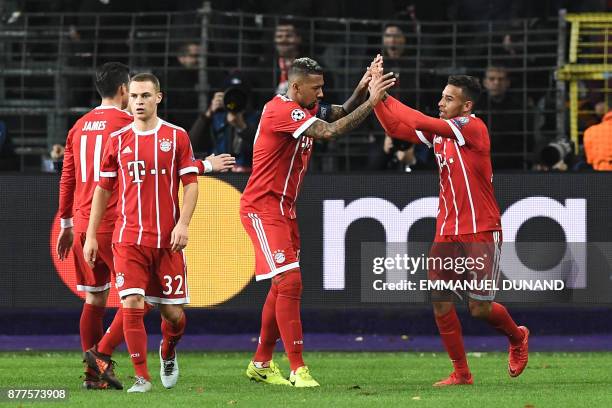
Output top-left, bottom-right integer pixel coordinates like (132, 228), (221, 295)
(159, 138), (172, 152)
(115, 273), (125, 288)
(273, 250), (286, 264)
(291, 109), (305, 122)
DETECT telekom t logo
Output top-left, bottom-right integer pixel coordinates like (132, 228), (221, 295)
(127, 160), (146, 183)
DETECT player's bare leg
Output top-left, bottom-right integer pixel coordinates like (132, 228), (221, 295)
(122, 295), (152, 393)
(468, 299), (529, 377)
(81, 290), (109, 389)
(159, 304), (186, 388)
(432, 298), (473, 386)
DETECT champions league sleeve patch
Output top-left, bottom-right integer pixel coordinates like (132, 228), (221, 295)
(291, 109), (306, 122)
(450, 116), (470, 129)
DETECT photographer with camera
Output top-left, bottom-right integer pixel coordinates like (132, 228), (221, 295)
(189, 76), (260, 172)
(367, 134), (430, 172)
(535, 138), (572, 171)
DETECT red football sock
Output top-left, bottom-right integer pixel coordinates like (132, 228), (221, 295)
(123, 307), (150, 380)
(98, 306), (123, 356)
(80, 303), (105, 352)
(98, 303), (153, 356)
(274, 270), (305, 371)
(435, 306), (470, 376)
(161, 311), (186, 360)
(486, 302), (524, 346)
(253, 283), (280, 363)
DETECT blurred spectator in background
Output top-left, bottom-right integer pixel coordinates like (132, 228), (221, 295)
(189, 75), (260, 172)
(367, 23), (433, 171)
(380, 23), (435, 111)
(162, 42), (208, 130)
(584, 109), (612, 171)
(447, 0), (526, 68)
(177, 42), (200, 69)
(481, 66), (532, 170)
(50, 144), (65, 173)
(273, 21), (302, 95)
(64, 0), (135, 106)
(0, 121), (19, 171)
(577, 80), (609, 131)
(381, 24), (413, 105)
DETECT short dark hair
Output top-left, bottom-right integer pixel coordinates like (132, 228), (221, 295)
(288, 57), (323, 81)
(95, 62), (130, 98)
(447, 75), (481, 106)
(485, 65), (509, 76)
(276, 19), (300, 32)
(383, 23), (407, 35)
(129, 73), (161, 92)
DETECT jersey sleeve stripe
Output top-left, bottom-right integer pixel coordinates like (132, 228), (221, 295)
(415, 130), (433, 148)
(110, 123), (133, 138)
(443, 119), (466, 146)
(178, 166), (199, 176)
(161, 119), (186, 133)
(100, 171), (118, 177)
(292, 116), (318, 139)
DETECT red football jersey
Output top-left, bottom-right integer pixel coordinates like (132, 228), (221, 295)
(58, 105), (133, 233)
(375, 95), (501, 236)
(240, 94), (318, 219)
(98, 119), (198, 248)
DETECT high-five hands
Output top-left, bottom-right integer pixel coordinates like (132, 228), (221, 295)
(369, 54), (384, 81)
(368, 72), (395, 106)
(356, 62), (375, 93)
(364, 54), (393, 105)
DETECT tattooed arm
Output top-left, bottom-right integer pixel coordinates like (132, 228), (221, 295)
(303, 102), (373, 140)
(304, 72), (396, 140)
(325, 104), (349, 123)
(325, 77), (370, 122)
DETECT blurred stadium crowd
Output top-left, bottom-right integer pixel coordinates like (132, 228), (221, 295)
(1, 0), (611, 172)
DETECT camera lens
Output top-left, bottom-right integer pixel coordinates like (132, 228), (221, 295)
(223, 87), (248, 113)
(540, 144), (562, 167)
(540, 141), (571, 167)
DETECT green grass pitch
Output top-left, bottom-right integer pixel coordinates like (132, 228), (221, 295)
(1, 351), (611, 407)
